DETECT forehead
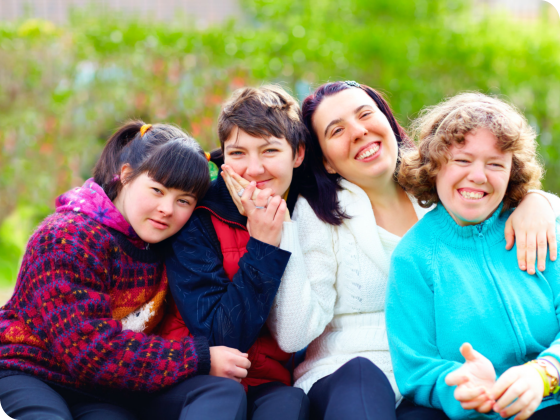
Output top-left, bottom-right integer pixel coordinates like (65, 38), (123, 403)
(451, 128), (508, 157)
(224, 128), (288, 149)
(313, 88), (377, 129)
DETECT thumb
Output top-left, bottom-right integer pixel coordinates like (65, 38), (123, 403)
(460, 343), (479, 363)
(504, 218), (514, 250)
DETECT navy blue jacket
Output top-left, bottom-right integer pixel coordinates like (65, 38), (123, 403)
(165, 175), (292, 353)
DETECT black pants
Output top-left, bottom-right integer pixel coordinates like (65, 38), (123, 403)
(247, 381), (309, 420)
(0, 374), (246, 420)
(307, 357), (449, 420)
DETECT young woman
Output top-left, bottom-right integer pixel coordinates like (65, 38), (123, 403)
(258, 82), (560, 420)
(159, 86), (310, 420)
(387, 93), (560, 420)
(0, 121), (249, 420)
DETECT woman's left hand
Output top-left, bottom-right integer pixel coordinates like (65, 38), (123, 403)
(490, 364), (544, 420)
(505, 193), (557, 275)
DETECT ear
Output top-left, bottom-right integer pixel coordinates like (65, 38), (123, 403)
(119, 164), (133, 185)
(323, 157), (337, 174)
(293, 145), (305, 169)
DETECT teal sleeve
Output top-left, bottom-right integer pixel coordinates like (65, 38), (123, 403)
(386, 245), (492, 420)
(538, 234), (560, 364)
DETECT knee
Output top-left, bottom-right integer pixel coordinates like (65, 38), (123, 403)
(212, 378), (246, 400)
(338, 357), (383, 378)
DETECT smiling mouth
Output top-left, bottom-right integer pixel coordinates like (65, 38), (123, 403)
(458, 189), (487, 200)
(255, 179), (272, 187)
(355, 143), (380, 160)
(149, 219), (169, 229)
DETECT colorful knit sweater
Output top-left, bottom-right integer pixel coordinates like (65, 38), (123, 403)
(0, 179), (210, 393)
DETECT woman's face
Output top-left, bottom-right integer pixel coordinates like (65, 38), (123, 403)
(223, 128), (304, 197)
(115, 170), (197, 243)
(312, 88), (399, 188)
(435, 128), (512, 226)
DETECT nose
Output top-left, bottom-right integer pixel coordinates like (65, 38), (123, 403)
(158, 196), (174, 216)
(348, 120), (368, 142)
(245, 155), (265, 178)
(467, 162), (487, 184)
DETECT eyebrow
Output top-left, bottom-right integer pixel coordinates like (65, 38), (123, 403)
(455, 151), (507, 160)
(323, 104), (372, 137)
(225, 138), (282, 151)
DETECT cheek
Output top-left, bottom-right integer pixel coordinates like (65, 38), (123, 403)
(224, 159), (247, 178)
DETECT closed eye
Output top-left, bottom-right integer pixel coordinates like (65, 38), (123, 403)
(152, 188), (163, 194)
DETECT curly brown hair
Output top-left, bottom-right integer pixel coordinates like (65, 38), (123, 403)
(398, 92), (543, 210)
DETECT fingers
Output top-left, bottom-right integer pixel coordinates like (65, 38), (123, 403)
(504, 219), (515, 251)
(493, 378), (529, 413)
(445, 370), (469, 387)
(548, 225), (557, 262)
(254, 188), (274, 208)
(240, 182), (257, 213)
(490, 369), (518, 402)
(497, 387), (535, 419)
(223, 165), (250, 188)
(516, 234), (527, 272)
(526, 231), (537, 275)
(455, 385), (485, 402)
(537, 230), (548, 272)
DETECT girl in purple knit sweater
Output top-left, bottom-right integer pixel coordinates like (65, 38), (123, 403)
(0, 121), (250, 420)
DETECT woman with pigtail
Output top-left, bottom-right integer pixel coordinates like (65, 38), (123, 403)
(0, 121), (249, 420)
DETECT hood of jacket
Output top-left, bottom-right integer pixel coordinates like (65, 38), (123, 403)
(55, 178), (139, 240)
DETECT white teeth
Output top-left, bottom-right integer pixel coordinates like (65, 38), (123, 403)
(356, 144), (380, 160)
(459, 190), (485, 200)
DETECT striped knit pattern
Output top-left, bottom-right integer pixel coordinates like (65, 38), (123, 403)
(0, 210), (209, 393)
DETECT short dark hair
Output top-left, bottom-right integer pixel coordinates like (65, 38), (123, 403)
(217, 85), (307, 157)
(93, 120), (210, 201)
(298, 81), (414, 226)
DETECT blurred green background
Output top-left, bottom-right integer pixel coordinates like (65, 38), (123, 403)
(0, 0), (559, 287)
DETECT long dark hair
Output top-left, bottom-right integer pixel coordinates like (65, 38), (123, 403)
(297, 82), (414, 226)
(93, 120), (210, 201)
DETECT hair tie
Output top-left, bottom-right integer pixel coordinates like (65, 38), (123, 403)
(140, 124), (153, 137)
(344, 80), (361, 88)
(205, 152), (211, 162)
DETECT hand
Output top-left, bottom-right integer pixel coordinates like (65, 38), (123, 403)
(221, 164), (260, 216)
(445, 343), (496, 413)
(241, 182), (286, 247)
(490, 364), (544, 420)
(209, 346), (251, 382)
(505, 192), (557, 275)
(222, 164), (291, 222)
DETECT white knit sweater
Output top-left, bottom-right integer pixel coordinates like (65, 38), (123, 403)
(268, 179), (431, 400)
(269, 181), (560, 400)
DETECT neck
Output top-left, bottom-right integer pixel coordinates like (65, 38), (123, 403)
(355, 175), (404, 212)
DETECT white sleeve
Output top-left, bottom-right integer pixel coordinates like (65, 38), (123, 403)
(268, 198), (338, 353)
(528, 189), (560, 221)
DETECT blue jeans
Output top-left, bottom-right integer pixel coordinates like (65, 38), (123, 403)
(0, 374), (246, 420)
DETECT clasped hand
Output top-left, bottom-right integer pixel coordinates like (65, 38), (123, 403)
(446, 343), (544, 420)
(221, 165), (288, 247)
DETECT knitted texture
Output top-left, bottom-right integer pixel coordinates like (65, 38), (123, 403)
(268, 179), (431, 397)
(386, 203), (560, 419)
(0, 181), (210, 392)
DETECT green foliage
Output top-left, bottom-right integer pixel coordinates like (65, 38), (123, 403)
(0, 0), (559, 284)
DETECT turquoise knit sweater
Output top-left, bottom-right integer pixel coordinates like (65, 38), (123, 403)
(386, 203), (560, 419)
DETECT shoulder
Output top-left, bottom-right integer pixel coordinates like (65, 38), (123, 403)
(392, 211), (439, 265)
(31, 211), (113, 250)
(292, 196), (331, 231)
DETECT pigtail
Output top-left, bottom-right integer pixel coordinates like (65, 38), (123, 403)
(93, 120), (144, 200)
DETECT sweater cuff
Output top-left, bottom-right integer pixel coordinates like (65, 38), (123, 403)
(244, 237), (291, 275)
(280, 221), (298, 253)
(192, 335), (211, 375)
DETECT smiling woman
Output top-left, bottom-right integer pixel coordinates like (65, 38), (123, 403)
(387, 92), (560, 420)
(0, 120), (250, 420)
